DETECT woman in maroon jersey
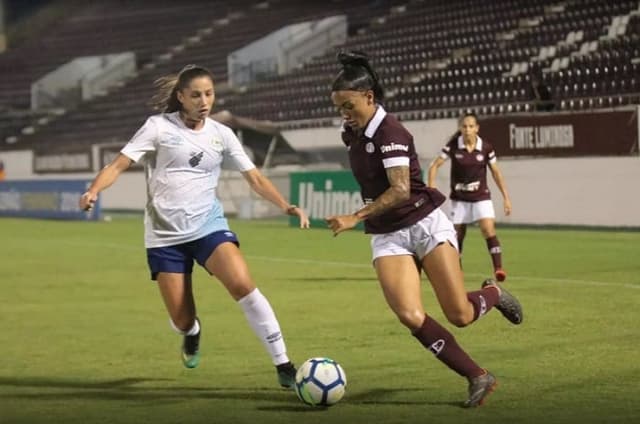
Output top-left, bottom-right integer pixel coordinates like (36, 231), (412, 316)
(428, 113), (512, 282)
(325, 51), (523, 408)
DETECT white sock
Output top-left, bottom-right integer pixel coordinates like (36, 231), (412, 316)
(169, 317), (200, 336)
(238, 288), (290, 366)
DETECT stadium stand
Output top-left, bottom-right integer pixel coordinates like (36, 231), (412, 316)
(1, 0), (639, 150)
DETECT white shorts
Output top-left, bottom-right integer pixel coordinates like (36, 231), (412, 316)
(449, 199), (495, 224)
(370, 208), (458, 262)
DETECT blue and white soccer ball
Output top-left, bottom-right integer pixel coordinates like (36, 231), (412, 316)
(294, 357), (347, 406)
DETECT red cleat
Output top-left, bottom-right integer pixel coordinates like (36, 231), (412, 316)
(494, 269), (507, 282)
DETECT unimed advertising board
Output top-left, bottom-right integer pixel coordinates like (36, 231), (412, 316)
(289, 171), (363, 229)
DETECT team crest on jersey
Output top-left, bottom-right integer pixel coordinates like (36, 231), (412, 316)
(476, 154), (484, 161)
(365, 142), (375, 153)
(211, 138), (224, 152)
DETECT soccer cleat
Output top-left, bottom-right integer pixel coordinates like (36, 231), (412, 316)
(463, 370), (497, 408)
(482, 279), (523, 325)
(494, 268), (507, 282)
(276, 362), (297, 389)
(181, 318), (201, 369)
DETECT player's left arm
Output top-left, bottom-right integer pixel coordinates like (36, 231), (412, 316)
(488, 161), (512, 216)
(242, 168), (310, 228)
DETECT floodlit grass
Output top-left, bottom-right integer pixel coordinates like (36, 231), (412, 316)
(1, 216), (639, 424)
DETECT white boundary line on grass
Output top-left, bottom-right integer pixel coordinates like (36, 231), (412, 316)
(245, 255), (640, 290)
(43, 240), (639, 290)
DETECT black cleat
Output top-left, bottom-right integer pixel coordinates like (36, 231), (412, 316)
(463, 370), (497, 407)
(276, 362), (297, 389)
(181, 318), (201, 369)
(482, 279), (523, 325)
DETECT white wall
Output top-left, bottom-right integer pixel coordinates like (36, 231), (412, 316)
(432, 156), (640, 227)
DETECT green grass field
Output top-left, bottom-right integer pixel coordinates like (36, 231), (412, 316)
(1, 216), (639, 424)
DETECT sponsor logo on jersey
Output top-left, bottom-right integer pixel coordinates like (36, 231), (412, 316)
(189, 151), (204, 167)
(454, 181), (480, 192)
(380, 142), (409, 153)
(162, 134), (183, 146)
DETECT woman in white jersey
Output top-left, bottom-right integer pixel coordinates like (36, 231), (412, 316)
(79, 65), (309, 388)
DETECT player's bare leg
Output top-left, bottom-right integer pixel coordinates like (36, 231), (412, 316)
(376, 254), (494, 406)
(157, 273), (201, 368)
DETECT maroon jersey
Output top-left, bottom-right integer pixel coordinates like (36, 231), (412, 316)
(440, 135), (496, 202)
(342, 107), (446, 234)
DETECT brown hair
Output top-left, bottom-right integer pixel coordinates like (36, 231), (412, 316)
(150, 65), (214, 112)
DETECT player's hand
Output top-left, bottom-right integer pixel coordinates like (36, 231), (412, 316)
(325, 214), (359, 237)
(286, 206), (310, 229)
(504, 198), (512, 216)
(79, 191), (97, 211)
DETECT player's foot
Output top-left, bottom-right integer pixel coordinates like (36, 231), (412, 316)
(494, 268), (507, 282)
(463, 370), (497, 408)
(482, 279), (523, 324)
(181, 318), (201, 369)
(276, 362), (297, 389)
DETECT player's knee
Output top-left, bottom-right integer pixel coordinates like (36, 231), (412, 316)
(444, 309), (472, 328)
(228, 280), (257, 301)
(395, 309), (425, 330)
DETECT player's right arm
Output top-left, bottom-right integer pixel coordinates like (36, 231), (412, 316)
(79, 154), (132, 211)
(427, 156), (446, 188)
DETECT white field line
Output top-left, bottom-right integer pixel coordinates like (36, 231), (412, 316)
(42, 240), (640, 290)
(244, 255), (640, 290)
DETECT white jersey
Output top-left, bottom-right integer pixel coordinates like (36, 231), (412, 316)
(121, 112), (255, 248)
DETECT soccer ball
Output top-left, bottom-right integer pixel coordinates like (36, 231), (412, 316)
(294, 357), (347, 407)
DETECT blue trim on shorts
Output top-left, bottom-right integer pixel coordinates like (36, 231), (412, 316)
(146, 230), (240, 280)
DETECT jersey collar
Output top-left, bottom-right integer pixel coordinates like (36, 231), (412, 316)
(363, 106), (387, 138)
(457, 135), (483, 151)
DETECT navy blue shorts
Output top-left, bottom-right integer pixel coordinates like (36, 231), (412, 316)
(146, 230), (240, 280)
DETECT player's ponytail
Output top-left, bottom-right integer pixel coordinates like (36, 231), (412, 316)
(150, 65), (214, 113)
(332, 51), (385, 103)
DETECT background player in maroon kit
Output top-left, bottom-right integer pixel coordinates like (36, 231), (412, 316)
(325, 52), (523, 408)
(428, 113), (512, 282)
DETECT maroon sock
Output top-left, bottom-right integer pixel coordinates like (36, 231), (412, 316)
(486, 236), (502, 270)
(412, 315), (484, 378)
(467, 286), (500, 321)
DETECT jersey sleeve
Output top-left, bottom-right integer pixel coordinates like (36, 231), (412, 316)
(377, 127), (411, 169)
(120, 117), (158, 162)
(486, 142), (497, 164)
(439, 143), (451, 160)
(221, 126), (256, 172)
